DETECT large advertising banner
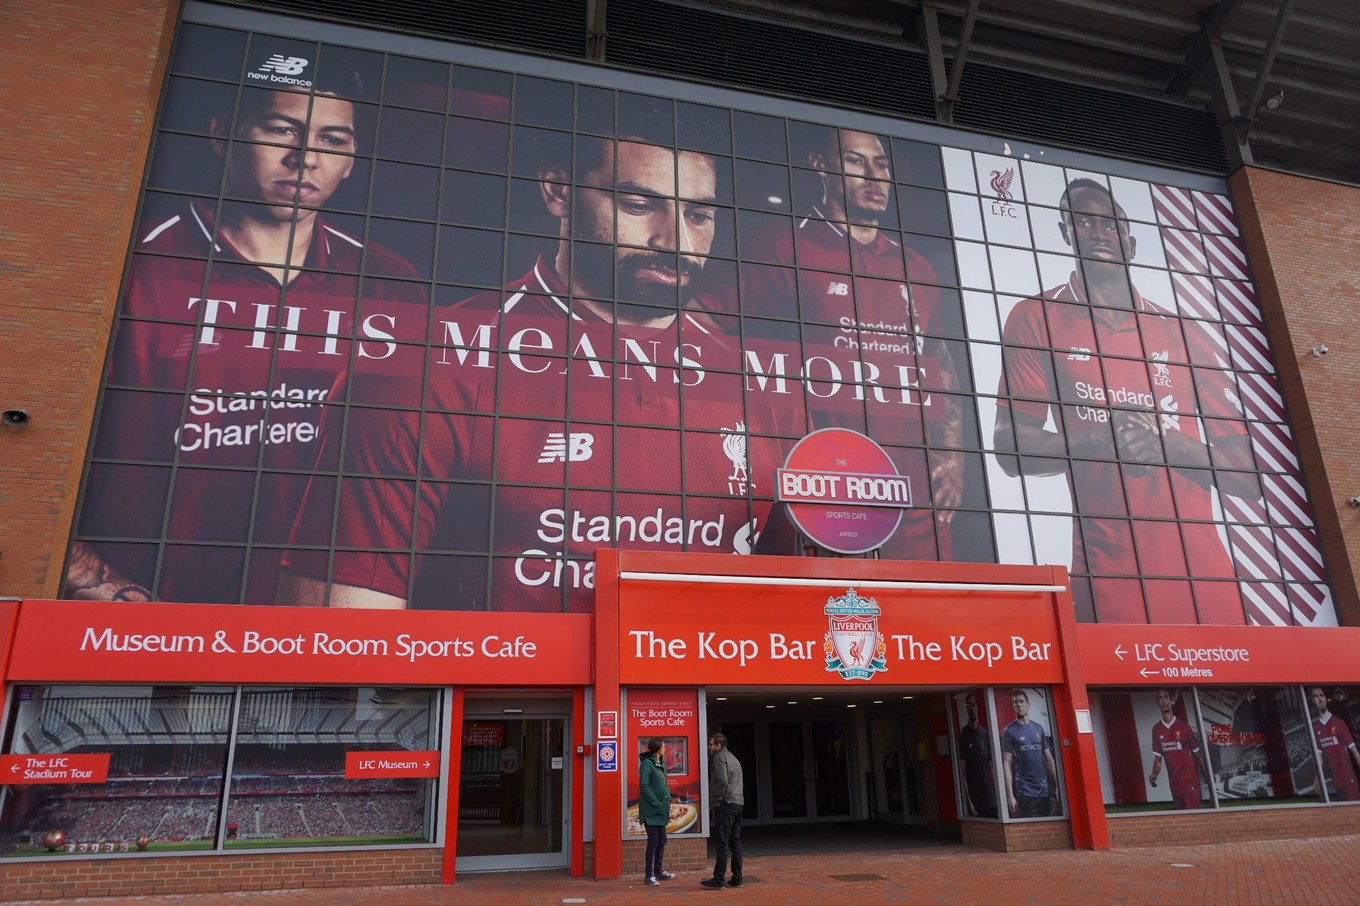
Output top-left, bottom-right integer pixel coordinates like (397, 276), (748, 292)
(64, 11), (1333, 628)
(624, 689), (701, 839)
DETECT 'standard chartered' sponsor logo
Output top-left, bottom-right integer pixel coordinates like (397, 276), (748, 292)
(823, 589), (887, 681)
(247, 54), (313, 87)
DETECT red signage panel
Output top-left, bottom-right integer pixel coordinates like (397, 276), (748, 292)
(619, 579), (1064, 685)
(7, 601), (592, 686)
(1077, 623), (1360, 685)
(2, 753), (110, 785)
(344, 750), (439, 779)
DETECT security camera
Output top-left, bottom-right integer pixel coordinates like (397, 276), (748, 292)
(1312, 345), (1329, 357)
(1, 409), (29, 427)
(1349, 497), (1360, 508)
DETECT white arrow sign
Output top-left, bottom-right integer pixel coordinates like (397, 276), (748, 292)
(1114, 644), (1127, 661)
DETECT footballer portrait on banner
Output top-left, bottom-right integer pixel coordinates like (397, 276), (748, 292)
(65, 38), (428, 605)
(277, 94), (789, 611)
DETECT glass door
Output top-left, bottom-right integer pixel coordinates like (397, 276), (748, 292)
(455, 716), (568, 870)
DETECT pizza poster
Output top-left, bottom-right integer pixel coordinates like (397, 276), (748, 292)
(624, 688), (701, 838)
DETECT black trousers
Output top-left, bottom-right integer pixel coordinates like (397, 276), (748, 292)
(644, 823), (667, 877)
(711, 801), (743, 881)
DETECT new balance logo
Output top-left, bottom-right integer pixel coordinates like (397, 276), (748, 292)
(538, 432), (595, 463)
(1067, 347), (1091, 361)
(259, 55), (309, 75)
(247, 55), (313, 87)
(827, 282), (850, 296)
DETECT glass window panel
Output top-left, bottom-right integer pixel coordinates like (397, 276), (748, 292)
(677, 102), (731, 155)
(1198, 686), (1315, 806)
(952, 689), (1000, 818)
(377, 107), (445, 165)
(371, 160), (440, 220)
(577, 84), (615, 135)
(171, 24), (247, 80)
(446, 116), (510, 172)
(892, 138), (944, 188)
(1091, 687), (1211, 812)
(167, 468), (255, 542)
(228, 687), (439, 846)
(412, 553), (490, 609)
(77, 462), (170, 538)
(732, 111), (787, 163)
(995, 686), (1062, 819)
(369, 218), (435, 279)
(618, 93), (673, 146)
(0, 685), (232, 857)
(513, 76), (573, 128)
(147, 132), (225, 194)
(160, 77), (239, 135)
(158, 544), (247, 603)
(734, 159), (791, 212)
(451, 66), (512, 119)
(313, 45), (384, 105)
(383, 55), (449, 111)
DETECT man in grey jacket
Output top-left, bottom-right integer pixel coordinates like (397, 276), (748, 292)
(702, 733), (744, 888)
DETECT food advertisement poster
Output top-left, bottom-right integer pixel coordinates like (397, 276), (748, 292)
(625, 689), (701, 838)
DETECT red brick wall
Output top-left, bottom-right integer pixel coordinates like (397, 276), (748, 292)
(961, 819), (1073, 852)
(620, 835), (708, 874)
(0, 0), (177, 597)
(0, 848), (441, 900)
(1230, 167), (1360, 625)
(1109, 804), (1360, 848)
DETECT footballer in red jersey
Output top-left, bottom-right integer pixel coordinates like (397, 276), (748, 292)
(737, 128), (964, 560)
(1310, 687), (1360, 801)
(280, 136), (787, 611)
(65, 81), (426, 604)
(994, 179), (1257, 622)
(1148, 689), (1210, 808)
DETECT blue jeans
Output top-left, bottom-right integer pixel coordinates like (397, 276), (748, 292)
(711, 801), (743, 881)
(645, 823), (667, 877)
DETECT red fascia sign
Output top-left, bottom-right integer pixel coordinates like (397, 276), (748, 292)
(344, 750), (439, 779)
(1077, 623), (1360, 686)
(619, 579), (1064, 686)
(6, 601), (592, 686)
(2, 753), (111, 785)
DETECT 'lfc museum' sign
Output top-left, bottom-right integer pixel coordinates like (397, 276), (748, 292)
(776, 428), (909, 554)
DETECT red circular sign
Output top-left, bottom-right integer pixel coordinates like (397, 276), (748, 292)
(778, 428), (907, 555)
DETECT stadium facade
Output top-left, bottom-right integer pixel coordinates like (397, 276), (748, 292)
(3, 0), (1360, 898)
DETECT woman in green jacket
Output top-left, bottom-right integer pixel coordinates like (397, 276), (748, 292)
(639, 737), (675, 886)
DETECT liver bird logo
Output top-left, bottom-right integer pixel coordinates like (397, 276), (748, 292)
(989, 167), (1016, 201)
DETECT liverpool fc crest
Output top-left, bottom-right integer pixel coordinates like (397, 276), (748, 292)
(823, 589), (887, 681)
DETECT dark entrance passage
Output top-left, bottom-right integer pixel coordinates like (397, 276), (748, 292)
(707, 688), (962, 842)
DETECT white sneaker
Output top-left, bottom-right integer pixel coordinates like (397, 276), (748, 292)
(645, 876), (660, 887)
(659, 871), (676, 880)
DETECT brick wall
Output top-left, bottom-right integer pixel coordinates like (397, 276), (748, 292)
(0, 848), (441, 900)
(620, 835), (708, 875)
(0, 0), (178, 597)
(961, 818), (1074, 852)
(1230, 167), (1360, 625)
(1109, 804), (1360, 848)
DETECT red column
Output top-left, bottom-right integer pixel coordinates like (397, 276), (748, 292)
(441, 686), (465, 884)
(1049, 568), (1110, 849)
(592, 549), (623, 878)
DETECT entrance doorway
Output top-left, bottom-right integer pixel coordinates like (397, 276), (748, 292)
(708, 690), (952, 836)
(455, 700), (570, 871)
